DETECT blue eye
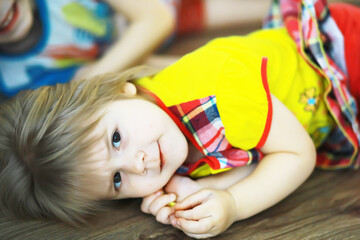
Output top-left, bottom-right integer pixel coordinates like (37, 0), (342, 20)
(114, 172), (122, 189)
(112, 131), (121, 149)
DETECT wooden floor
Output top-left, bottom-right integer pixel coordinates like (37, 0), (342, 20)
(1, 2), (360, 239)
(1, 170), (359, 239)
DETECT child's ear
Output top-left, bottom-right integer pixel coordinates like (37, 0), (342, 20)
(120, 82), (137, 97)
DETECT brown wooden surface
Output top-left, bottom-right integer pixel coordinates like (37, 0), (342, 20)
(1, 2), (360, 239)
(1, 170), (360, 240)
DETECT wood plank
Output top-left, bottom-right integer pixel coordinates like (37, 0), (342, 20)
(1, 170), (359, 239)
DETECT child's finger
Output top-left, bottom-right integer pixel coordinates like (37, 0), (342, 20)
(148, 193), (176, 216)
(141, 190), (163, 213)
(174, 189), (211, 210)
(155, 207), (175, 224)
(175, 204), (210, 220)
(174, 217), (213, 235)
(185, 232), (213, 239)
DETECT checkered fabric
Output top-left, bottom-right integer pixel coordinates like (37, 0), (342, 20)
(167, 96), (263, 175)
(264, 0), (360, 169)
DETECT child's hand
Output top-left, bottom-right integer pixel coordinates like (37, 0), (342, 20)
(171, 189), (237, 239)
(165, 175), (201, 202)
(141, 190), (177, 225)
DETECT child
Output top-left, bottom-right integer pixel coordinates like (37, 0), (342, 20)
(0, 1), (359, 239)
(0, 0), (174, 97)
(0, 0), (270, 98)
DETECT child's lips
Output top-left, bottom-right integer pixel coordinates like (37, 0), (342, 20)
(0, 2), (19, 34)
(157, 141), (164, 171)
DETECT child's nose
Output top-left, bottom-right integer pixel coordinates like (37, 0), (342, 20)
(124, 150), (146, 175)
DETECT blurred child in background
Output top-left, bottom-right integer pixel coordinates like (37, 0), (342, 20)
(0, 0), (271, 97)
(0, 0), (174, 97)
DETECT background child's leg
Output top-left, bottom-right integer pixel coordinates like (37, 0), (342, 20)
(177, 0), (270, 34)
(203, 0), (270, 30)
(330, 3), (360, 117)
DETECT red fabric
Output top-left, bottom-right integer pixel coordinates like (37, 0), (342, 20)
(330, 3), (360, 117)
(256, 58), (273, 149)
(177, 0), (205, 34)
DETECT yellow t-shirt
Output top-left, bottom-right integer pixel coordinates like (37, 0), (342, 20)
(136, 28), (334, 152)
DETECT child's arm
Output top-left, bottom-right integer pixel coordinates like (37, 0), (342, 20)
(74, 0), (175, 79)
(170, 94), (316, 238)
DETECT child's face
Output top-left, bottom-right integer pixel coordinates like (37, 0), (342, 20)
(0, 0), (34, 43)
(84, 96), (189, 200)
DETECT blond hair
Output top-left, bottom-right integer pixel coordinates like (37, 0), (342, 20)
(0, 66), (152, 224)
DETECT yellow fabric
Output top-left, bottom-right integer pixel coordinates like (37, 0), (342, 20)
(136, 37), (270, 151)
(136, 28), (334, 176)
(189, 165), (232, 178)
